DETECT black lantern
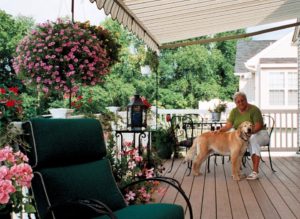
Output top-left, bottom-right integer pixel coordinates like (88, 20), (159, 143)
(127, 94), (148, 130)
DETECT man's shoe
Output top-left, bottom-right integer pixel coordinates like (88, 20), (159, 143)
(247, 171), (259, 180)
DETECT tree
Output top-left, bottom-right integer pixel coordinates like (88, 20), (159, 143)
(101, 18), (240, 109)
(0, 10), (34, 88)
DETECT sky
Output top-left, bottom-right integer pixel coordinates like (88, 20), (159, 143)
(0, 0), (296, 41)
(0, 0), (107, 25)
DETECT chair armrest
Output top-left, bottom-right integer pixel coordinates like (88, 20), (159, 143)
(46, 199), (117, 219)
(121, 176), (193, 219)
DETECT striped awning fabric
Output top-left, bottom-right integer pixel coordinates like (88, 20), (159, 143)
(90, 0), (300, 51)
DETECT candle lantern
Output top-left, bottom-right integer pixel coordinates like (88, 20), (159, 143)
(127, 94), (148, 130)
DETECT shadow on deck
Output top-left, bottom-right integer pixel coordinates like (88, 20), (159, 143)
(154, 155), (300, 219)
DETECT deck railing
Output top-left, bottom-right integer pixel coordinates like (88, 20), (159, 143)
(153, 109), (298, 151)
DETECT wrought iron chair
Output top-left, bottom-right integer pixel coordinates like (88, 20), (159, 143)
(260, 114), (276, 172)
(241, 114), (276, 172)
(168, 114), (202, 175)
(22, 118), (193, 219)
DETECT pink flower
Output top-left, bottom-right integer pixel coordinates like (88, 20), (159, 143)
(0, 166), (9, 179)
(125, 191), (136, 201)
(0, 146), (34, 211)
(0, 146), (14, 162)
(145, 168), (154, 178)
(13, 19), (110, 96)
(128, 161), (136, 170)
(0, 180), (16, 204)
(134, 155), (143, 162)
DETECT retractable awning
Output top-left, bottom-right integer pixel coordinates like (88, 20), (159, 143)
(89, 0), (300, 51)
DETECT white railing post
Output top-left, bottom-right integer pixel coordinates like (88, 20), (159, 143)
(297, 36), (300, 154)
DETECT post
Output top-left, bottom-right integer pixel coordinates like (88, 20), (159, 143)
(155, 69), (158, 130)
(297, 36), (300, 154)
(71, 0), (75, 24)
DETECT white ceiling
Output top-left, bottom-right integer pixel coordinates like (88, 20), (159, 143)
(89, 0), (300, 51)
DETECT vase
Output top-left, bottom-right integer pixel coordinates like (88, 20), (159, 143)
(49, 108), (74, 118)
(106, 106), (120, 113)
(0, 204), (12, 219)
(211, 112), (221, 121)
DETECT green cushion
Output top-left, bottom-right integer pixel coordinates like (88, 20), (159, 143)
(95, 203), (184, 219)
(38, 159), (126, 214)
(23, 118), (106, 168)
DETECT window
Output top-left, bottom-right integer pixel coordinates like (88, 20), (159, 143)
(269, 90), (284, 105)
(268, 72), (298, 106)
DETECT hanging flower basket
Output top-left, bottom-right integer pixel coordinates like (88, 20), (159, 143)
(13, 19), (111, 98)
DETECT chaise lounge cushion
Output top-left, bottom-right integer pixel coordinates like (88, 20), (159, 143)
(96, 203), (184, 219)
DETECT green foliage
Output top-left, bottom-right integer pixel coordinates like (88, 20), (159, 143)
(103, 74), (135, 108)
(0, 10), (33, 88)
(20, 93), (39, 120)
(72, 86), (110, 114)
(151, 127), (173, 159)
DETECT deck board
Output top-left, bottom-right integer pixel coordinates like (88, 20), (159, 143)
(154, 156), (300, 219)
(224, 160), (248, 219)
(259, 158), (300, 218)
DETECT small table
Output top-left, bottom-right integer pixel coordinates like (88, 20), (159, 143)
(115, 129), (152, 164)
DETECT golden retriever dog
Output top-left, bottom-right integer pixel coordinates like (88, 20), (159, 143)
(185, 121), (253, 180)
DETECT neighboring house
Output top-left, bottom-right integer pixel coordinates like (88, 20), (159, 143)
(234, 32), (298, 110)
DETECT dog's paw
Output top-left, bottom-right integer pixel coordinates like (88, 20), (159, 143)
(232, 175), (241, 181)
(192, 171), (201, 176)
(239, 173), (246, 179)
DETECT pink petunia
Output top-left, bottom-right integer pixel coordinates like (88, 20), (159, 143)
(125, 191), (136, 201)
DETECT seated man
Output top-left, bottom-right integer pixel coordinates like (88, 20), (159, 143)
(217, 92), (269, 180)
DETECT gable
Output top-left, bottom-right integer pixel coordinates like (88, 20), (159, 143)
(235, 40), (275, 73)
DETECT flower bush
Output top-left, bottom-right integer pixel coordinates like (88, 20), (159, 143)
(208, 101), (227, 113)
(106, 136), (164, 205)
(0, 146), (35, 213)
(0, 86), (23, 128)
(13, 19), (111, 96)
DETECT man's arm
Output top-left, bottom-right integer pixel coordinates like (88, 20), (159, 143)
(218, 122), (233, 132)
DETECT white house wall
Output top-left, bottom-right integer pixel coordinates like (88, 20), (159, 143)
(240, 32), (298, 110)
(239, 75), (255, 103)
(260, 67), (298, 110)
(261, 33), (297, 58)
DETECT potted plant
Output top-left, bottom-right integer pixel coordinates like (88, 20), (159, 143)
(152, 127), (174, 159)
(208, 101), (227, 121)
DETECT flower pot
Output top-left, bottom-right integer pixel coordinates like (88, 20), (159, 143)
(106, 106), (120, 113)
(152, 129), (173, 159)
(49, 108), (74, 118)
(211, 112), (221, 121)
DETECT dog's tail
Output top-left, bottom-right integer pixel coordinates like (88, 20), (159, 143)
(184, 138), (198, 162)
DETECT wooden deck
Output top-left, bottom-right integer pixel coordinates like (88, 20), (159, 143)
(153, 155), (300, 219)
